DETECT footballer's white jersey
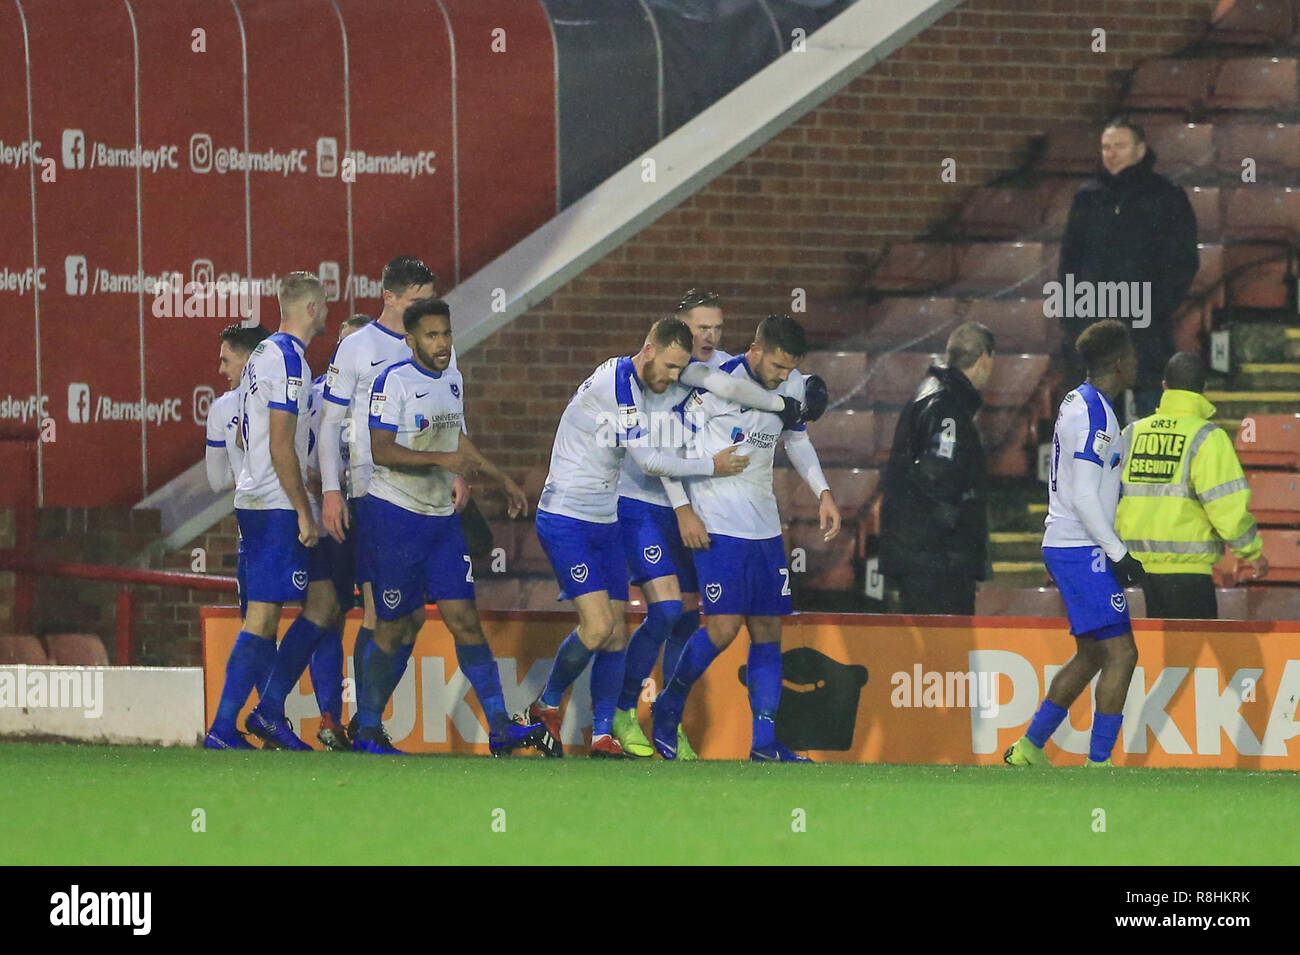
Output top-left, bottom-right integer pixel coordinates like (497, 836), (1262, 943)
(1043, 383), (1124, 550)
(367, 359), (464, 516)
(681, 354), (807, 540)
(205, 387), (244, 489)
(541, 356), (652, 523)
(322, 319), (459, 499)
(235, 332), (312, 511)
(615, 349), (735, 508)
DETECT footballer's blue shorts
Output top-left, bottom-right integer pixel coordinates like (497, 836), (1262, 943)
(348, 496), (371, 586)
(309, 533), (358, 612)
(1041, 545), (1132, 640)
(617, 496), (699, 593)
(536, 508), (629, 602)
(365, 494), (475, 620)
(234, 508), (310, 605)
(693, 533), (793, 617)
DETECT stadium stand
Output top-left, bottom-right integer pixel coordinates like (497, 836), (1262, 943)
(44, 634), (110, 667)
(0, 635), (48, 665)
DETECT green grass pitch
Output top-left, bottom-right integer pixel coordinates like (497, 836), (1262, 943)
(1, 742), (1294, 865)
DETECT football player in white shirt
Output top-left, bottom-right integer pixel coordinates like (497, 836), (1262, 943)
(1006, 319), (1145, 768)
(651, 314), (841, 762)
(205, 324), (270, 500)
(353, 299), (553, 756)
(318, 256), (467, 734)
(611, 288), (741, 758)
(206, 273), (332, 750)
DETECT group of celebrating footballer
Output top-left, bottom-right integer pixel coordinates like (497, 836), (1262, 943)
(203, 257), (836, 760)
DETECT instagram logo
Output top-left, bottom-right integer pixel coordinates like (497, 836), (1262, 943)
(189, 133), (213, 173)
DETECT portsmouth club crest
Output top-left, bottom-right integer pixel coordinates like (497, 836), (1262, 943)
(570, 563), (589, 584)
(450, 382), (460, 399)
(1110, 592), (1127, 613)
(383, 588), (402, 610)
(292, 570), (308, 591)
(705, 582), (723, 604)
(643, 545), (662, 564)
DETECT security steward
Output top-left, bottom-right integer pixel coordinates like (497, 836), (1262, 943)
(1116, 352), (1268, 618)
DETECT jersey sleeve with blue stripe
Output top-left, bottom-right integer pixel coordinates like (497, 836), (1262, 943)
(366, 359), (464, 516)
(234, 332), (312, 511)
(1043, 383), (1124, 552)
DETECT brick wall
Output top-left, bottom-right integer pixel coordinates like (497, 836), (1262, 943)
(458, 0), (1214, 476)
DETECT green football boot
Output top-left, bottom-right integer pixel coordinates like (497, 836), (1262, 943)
(612, 707), (654, 758)
(676, 725), (699, 761)
(1084, 757), (1114, 768)
(1003, 736), (1051, 767)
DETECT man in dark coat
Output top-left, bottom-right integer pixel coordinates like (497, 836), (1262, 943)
(1057, 116), (1199, 417)
(879, 322), (994, 615)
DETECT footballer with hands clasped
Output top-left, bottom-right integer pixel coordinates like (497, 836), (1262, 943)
(1006, 319), (1145, 769)
(355, 298), (554, 756)
(527, 316), (816, 757)
(650, 313), (839, 762)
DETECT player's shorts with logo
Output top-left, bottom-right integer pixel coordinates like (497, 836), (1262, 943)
(309, 533), (358, 612)
(693, 534), (792, 616)
(364, 494), (475, 620)
(617, 496), (698, 592)
(234, 508), (310, 604)
(535, 509), (628, 602)
(1041, 545), (1131, 640)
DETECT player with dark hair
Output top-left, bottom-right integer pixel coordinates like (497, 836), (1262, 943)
(528, 316), (813, 757)
(650, 313), (840, 761)
(354, 298), (552, 755)
(206, 323), (271, 499)
(1006, 319), (1144, 768)
(206, 273), (331, 749)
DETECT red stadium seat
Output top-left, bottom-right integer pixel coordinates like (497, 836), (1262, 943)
(1124, 58), (1217, 113)
(0, 635), (48, 665)
(1214, 122), (1300, 179)
(773, 466), (879, 521)
(862, 352), (939, 406)
(1216, 586), (1250, 620)
(862, 297), (958, 352)
(946, 242), (1046, 297)
(1222, 186), (1300, 242)
(980, 354), (1050, 410)
(1037, 127), (1102, 175)
(1033, 178), (1085, 241)
(802, 350), (868, 402)
(1224, 244), (1291, 308)
(1255, 529), (1300, 580)
(784, 521), (856, 591)
(45, 633), (109, 666)
(976, 407), (1035, 455)
(1246, 470), (1300, 523)
(1186, 186), (1221, 241)
(1209, 0), (1296, 46)
(962, 299), (1060, 353)
(868, 243), (957, 293)
(1208, 56), (1299, 112)
(1246, 584), (1300, 619)
(954, 187), (1044, 239)
(1233, 413), (1300, 467)
(1189, 243), (1226, 302)
(974, 587), (1066, 617)
(1146, 122), (1215, 179)
(805, 409), (880, 468)
(804, 298), (870, 348)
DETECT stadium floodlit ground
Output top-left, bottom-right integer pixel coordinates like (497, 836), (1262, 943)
(2, 742), (1294, 866)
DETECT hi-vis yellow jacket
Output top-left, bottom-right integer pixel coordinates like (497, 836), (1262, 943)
(1116, 390), (1263, 574)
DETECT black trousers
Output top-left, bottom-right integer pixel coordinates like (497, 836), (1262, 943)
(897, 575), (977, 616)
(1142, 573), (1218, 620)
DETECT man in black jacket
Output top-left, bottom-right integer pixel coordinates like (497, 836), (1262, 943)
(1058, 117), (1199, 417)
(880, 322), (995, 615)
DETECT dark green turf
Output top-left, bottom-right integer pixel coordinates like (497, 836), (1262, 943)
(1, 743), (1294, 865)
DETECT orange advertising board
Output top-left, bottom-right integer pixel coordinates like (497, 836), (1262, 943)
(201, 607), (1300, 768)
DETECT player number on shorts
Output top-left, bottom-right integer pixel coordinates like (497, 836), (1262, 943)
(463, 555), (474, 584)
(779, 568), (791, 596)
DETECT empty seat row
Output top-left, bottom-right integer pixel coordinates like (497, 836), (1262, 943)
(868, 241), (1057, 297)
(1124, 55), (1299, 114)
(1209, 0), (1300, 47)
(0, 633), (109, 666)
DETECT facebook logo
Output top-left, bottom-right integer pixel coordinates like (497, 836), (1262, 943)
(64, 256), (88, 295)
(61, 129), (85, 169)
(67, 383), (90, 423)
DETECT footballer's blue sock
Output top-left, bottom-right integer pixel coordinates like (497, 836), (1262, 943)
(309, 625), (344, 723)
(618, 600), (682, 710)
(662, 609), (699, 684)
(1089, 712), (1123, 763)
(258, 616), (326, 720)
(655, 628), (719, 716)
(1026, 699), (1070, 749)
(213, 631), (275, 735)
(352, 625), (373, 708)
(590, 649), (627, 737)
(392, 641), (414, 687)
(358, 640), (398, 732)
(540, 631), (593, 708)
(748, 641), (782, 750)
(456, 642), (508, 737)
